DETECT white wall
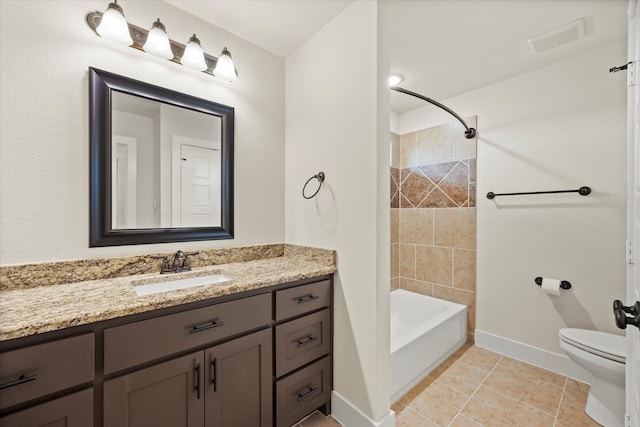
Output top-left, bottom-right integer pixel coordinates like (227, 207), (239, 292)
(112, 110), (156, 227)
(285, 1), (391, 423)
(397, 41), (627, 355)
(0, 0), (285, 264)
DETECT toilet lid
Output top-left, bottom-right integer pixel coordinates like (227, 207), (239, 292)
(559, 328), (626, 363)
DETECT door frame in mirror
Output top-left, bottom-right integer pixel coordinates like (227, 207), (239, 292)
(89, 67), (234, 247)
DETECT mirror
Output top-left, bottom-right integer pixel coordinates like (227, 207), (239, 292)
(89, 67), (234, 247)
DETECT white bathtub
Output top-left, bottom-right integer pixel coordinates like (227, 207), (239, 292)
(390, 289), (467, 402)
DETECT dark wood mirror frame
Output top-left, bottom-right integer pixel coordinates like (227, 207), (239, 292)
(89, 67), (234, 247)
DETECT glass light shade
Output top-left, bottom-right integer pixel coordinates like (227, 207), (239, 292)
(180, 34), (207, 71)
(143, 19), (173, 60)
(213, 48), (237, 82)
(96, 2), (132, 46)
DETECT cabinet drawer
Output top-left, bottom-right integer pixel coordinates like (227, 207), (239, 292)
(104, 293), (270, 374)
(275, 356), (331, 427)
(0, 334), (94, 410)
(275, 280), (330, 321)
(275, 309), (331, 377)
(0, 388), (93, 427)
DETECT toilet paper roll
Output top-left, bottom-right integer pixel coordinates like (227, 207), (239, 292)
(541, 278), (562, 296)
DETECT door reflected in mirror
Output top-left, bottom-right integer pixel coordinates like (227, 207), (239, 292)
(89, 68), (234, 247)
(111, 91), (222, 230)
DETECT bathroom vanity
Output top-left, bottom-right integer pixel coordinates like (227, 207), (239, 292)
(0, 249), (335, 427)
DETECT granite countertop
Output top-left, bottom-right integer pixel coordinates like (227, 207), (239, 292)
(0, 256), (336, 342)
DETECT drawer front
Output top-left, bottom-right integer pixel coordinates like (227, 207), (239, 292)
(0, 334), (94, 410)
(0, 388), (93, 427)
(104, 293), (271, 374)
(275, 309), (331, 377)
(275, 280), (330, 321)
(275, 356), (331, 427)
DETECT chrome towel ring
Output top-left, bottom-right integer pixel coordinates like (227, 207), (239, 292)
(302, 172), (325, 199)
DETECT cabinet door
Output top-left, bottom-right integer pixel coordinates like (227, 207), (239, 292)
(104, 352), (204, 427)
(0, 389), (93, 427)
(205, 329), (272, 427)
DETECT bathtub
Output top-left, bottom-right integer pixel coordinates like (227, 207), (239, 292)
(391, 289), (467, 403)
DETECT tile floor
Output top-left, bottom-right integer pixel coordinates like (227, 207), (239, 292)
(297, 344), (601, 427)
(393, 344), (600, 427)
(292, 410), (341, 427)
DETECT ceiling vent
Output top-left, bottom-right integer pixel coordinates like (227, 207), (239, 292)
(528, 18), (586, 54)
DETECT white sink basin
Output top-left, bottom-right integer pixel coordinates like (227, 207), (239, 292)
(133, 274), (232, 296)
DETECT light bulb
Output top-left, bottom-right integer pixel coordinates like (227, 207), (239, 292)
(180, 34), (207, 71)
(143, 19), (174, 60)
(213, 48), (237, 82)
(96, 1), (132, 46)
(389, 74), (404, 87)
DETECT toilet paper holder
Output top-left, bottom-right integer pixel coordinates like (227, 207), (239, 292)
(535, 277), (572, 290)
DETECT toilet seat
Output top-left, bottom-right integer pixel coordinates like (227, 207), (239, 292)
(559, 328), (626, 363)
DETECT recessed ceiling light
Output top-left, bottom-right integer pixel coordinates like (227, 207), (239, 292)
(388, 74), (404, 87)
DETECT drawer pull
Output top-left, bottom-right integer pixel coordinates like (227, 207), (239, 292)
(296, 295), (319, 304)
(211, 357), (218, 392)
(296, 336), (319, 348)
(195, 363), (201, 400)
(0, 374), (37, 391)
(296, 386), (318, 401)
(188, 320), (225, 334)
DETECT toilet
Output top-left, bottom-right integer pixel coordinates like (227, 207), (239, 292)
(559, 328), (626, 427)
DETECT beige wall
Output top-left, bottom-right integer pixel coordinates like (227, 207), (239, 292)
(391, 118), (478, 342)
(0, 1), (285, 264)
(285, 1), (392, 423)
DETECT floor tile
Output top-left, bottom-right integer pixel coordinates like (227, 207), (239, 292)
(498, 356), (566, 386)
(562, 378), (590, 409)
(482, 363), (563, 415)
(555, 402), (601, 427)
(403, 380), (469, 426)
(461, 385), (555, 427)
(298, 411), (341, 427)
(393, 345), (596, 427)
(454, 345), (502, 372)
(393, 402), (440, 427)
(399, 372), (441, 404)
(450, 413), (484, 426)
(432, 357), (489, 395)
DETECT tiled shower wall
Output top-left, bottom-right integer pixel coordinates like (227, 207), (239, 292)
(391, 118), (477, 342)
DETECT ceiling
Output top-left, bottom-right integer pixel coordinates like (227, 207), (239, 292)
(167, 0), (627, 114)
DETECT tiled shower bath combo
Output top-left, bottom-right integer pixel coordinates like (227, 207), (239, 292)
(391, 117), (478, 342)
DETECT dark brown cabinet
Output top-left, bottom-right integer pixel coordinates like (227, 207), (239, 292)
(104, 329), (272, 427)
(0, 275), (332, 427)
(104, 352), (205, 427)
(273, 280), (332, 427)
(0, 389), (93, 427)
(205, 329), (272, 427)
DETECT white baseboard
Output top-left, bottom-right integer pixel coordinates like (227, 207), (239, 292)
(331, 391), (396, 427)
(474, 329), (593, 384)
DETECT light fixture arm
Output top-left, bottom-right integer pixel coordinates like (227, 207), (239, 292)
(86, 11), (230, 77)
(391, 86), (476, 139)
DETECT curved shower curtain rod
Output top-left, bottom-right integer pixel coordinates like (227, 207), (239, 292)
(391, 86), (477, 139)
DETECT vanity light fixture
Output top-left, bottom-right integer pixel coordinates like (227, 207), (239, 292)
(143, 19), (174, 60)
(213, 48), (238, 82)
(180, 34), (208, 71)
(95, 1), (133, 46)
(86, 1), (238, 81)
